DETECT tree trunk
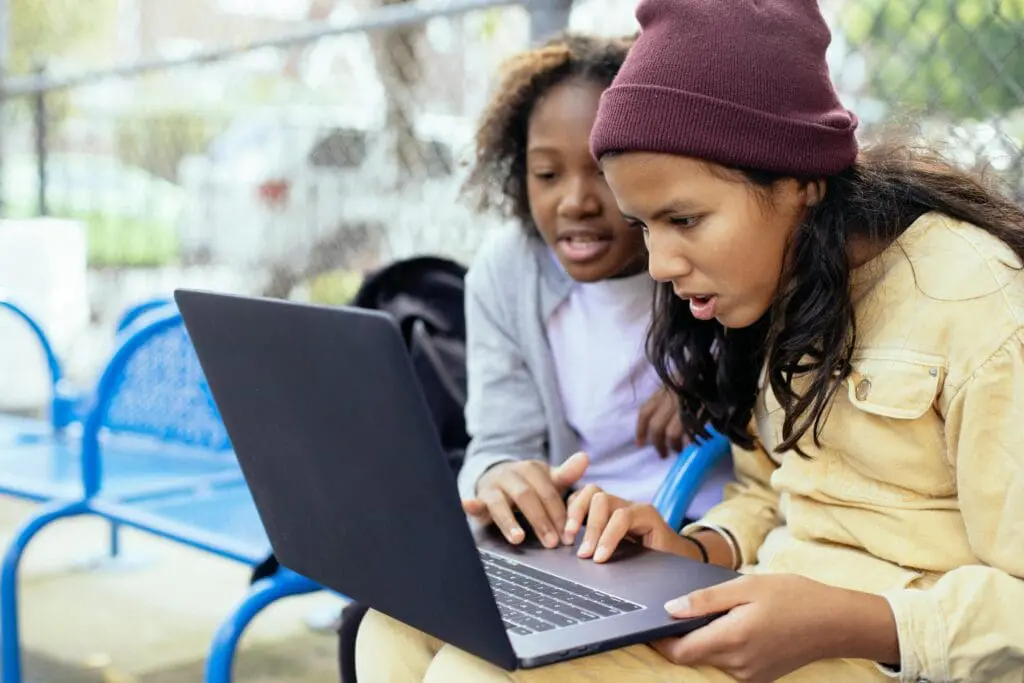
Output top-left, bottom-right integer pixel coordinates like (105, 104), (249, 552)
(259, 0), (425, 299)
(367, 0), (424, 187)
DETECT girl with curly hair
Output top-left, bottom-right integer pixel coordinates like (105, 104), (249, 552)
(455, 33), (731, 548)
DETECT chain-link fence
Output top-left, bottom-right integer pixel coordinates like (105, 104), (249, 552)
(0, 0), (547, 328)
(0, 0), (1022, 330)
(829, 0), (1024, 198)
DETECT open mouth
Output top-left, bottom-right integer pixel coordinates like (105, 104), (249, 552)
(556, 234), (613, 264)
(688, 295), (718, 320)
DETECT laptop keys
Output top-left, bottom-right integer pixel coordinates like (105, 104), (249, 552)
(480, 550), (644, 634)
(502, 621), (533, 636)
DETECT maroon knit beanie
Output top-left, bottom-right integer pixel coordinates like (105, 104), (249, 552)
(590, 0), (858, 176)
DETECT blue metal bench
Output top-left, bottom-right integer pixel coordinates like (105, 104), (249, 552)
(0, 296), (212, 564)
(114, 296), (174, 335)
(0, 297), (81, 437)
(0, 294), (179, 452)
(0, 296), (233, 504)
(652, 426), (732, 532)
(0, 307), (323, 683)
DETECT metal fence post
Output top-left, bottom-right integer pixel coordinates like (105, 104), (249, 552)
(32, 63), (47, 217)
(0, 0), (8, 217)
(528, 0), (573, 44)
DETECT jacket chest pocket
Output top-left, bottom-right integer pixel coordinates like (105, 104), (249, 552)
(845, 350), (944, 419)
(824, 349), (954, 498)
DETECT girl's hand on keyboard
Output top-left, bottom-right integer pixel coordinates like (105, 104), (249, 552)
(572, 495), (702, 563)
(564, 485), (630, 545)
(463, 452), (590, 549)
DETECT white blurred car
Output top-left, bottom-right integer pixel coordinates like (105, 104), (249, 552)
(176, 106), (478, 270)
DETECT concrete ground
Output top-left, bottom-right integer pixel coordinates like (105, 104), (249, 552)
(0, 496), (347, 683)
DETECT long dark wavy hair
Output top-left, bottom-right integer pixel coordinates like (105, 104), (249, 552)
(649, 142), (1024, 454)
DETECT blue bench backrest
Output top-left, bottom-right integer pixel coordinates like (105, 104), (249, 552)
(81, 308), (233, 496)
(102, 314), (231, 451)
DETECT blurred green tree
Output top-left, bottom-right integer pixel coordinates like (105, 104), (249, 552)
(8, 0), (118, 76)
(841, 0), (1024, 120)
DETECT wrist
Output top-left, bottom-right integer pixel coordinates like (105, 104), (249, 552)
(670, 534), (706, 561)
(657, 530), (705, 561)
(475, 460), (514, 494)
(827, 589), (900, 666)
(679, 534), (709, 562)
(686, 528), (739, 569)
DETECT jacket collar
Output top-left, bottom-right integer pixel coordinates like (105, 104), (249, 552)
(534, 238), (574, 319)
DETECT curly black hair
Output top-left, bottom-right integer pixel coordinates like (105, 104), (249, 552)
(462, 33), (634, 231)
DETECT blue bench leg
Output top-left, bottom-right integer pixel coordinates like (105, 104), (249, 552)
(1, 501), (89, 683)
(108, 521), (121, 558)
(205, 568), (321, 683)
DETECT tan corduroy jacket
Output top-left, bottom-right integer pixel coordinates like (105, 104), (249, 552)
(687, 212), (1024, 683)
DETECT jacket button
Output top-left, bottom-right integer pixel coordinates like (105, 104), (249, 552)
(855, 377), (872, 401)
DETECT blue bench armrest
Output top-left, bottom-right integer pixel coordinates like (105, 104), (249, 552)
(0, 299), (63, 394)
(652, 427), (731, 532)
(0, 298), (75, 430)
(114, 297), (174, 335)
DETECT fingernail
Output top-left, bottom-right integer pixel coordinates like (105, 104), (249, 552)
(664, 596), (691, 615)
(594, 545), (610, 562)
(578, 540), (593, 557)
(564, 520), (578, 539)
(508, 527), (524, 543)
(543, 532), (559, 548)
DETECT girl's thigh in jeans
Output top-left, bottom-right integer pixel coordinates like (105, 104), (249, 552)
(424, 641), (890, 683)
(358, 609), (889, 683)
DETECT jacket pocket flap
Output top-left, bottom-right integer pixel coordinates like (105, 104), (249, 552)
(846, 351), (945, 420)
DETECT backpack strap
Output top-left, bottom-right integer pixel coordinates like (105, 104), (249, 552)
(410, 318), (466, 406)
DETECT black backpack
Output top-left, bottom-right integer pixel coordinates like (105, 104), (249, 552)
(250, 255), (470, 585)
(349, 254), (470, 473)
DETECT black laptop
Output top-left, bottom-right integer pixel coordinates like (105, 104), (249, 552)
(174, 288), (737, 670)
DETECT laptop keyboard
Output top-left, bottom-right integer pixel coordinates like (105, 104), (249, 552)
(480, 550), (643, 635)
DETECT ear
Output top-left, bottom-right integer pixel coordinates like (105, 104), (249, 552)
(803, 179), (827, 207)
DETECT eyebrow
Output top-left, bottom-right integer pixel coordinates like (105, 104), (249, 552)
(526, 145), (562, 155)
(621, 199), (702, 222)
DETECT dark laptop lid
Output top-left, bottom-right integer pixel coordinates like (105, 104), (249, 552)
(174, 289), (515, 670)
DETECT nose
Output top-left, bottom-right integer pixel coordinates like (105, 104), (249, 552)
(645, 228), (692, 284)
(557, 176), (600, 220)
